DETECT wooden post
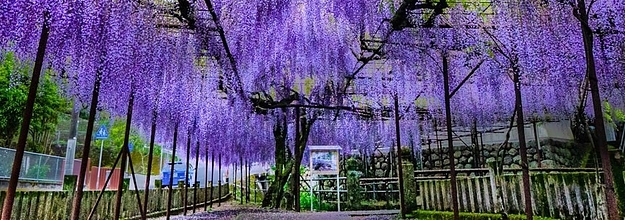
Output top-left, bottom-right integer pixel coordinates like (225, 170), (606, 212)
(142, 110), (158, 218)
(87, 150), (122, 220)
(479, 133), (485, 168)
(246, 160), (250, 203)
(166, 123), (179, 219)
(240, 156), (244, 205)
(234, 162), (237, 201)
(1, 12), (50, 220)
(512, 54), (533, 219)
(126, 148), (145, 218)
(443, 53), (460, 220)
(394, 95), (407, 218)
(577, 0), (620, 218)
(113, 88), (135, 220)
(471, 119), (479, 168)
(205, 148), (209, 211)
(294, 106), (301, 211)
(71, 53), (104, 220)
(487, 161), (501, 213)
(194, 141), (200, 213)
(184, 132), (191, 215)
(209, 151), (215, 208)
(218, 154), (222, 207)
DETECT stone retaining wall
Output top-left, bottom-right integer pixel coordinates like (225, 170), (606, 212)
(347, 139), (587, 179)
(420, 139), (586, 170)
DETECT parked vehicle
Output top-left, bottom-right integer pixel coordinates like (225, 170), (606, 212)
(161, 162), (193, 187)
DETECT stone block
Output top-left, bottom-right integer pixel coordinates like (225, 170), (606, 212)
(529, 161), (538, 168)
(541, 159), (556, 168)
(503, 156), (513, 165)
(454, 151), (462, 158)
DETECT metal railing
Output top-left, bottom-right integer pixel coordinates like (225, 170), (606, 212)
(0, 147), (64, 183)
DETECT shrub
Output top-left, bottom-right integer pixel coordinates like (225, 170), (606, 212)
(25, 164), (50, 179)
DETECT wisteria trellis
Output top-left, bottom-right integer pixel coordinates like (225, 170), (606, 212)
(1, 0), (624, 219)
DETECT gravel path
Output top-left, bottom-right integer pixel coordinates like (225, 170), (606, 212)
(156, 202), (399, 220)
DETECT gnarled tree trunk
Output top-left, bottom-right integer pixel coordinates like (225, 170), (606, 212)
(262, 111), (291, 208)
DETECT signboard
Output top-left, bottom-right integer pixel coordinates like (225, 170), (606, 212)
(95, 125), (109, 140)
(310, 149), (340, 175)
(128, 142), (134, 152)
(308, 145), (342, 211)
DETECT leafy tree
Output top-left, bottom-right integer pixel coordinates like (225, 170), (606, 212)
(86, 118), (162, 174)
(28, 72), (68, 153)
(0, 52), (68, 152)
(0, 52), (28, 146)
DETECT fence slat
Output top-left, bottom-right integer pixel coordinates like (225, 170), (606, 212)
(416, 172), (606, 220)
(481, 177), (491, 212)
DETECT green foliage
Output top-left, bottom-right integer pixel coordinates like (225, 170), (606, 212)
(0, 52), (29, 146)
(302, 77), (315, 96)
(346, 157), (360, 171)
(346, 169), (364, 210)
(400, 147), (412, 161)
(611, 156), (625, 215)
(409, 210), (558, 220)
(299, 191), (316, 210)
(299, 165), (307, 175)
(604, 101), (625, 126)
(29, 71), (68, 152)
(0, 52), (68, 150)
(25, 164), (50, 179)
(299, 191), (332, 211)
(107, 118), (146, 153)
(89, 118), (162, 174)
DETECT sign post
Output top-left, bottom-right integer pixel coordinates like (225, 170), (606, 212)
(308, 145), (342, 212)
(94, 124), (109, 189)
(126, 142), (134, 178)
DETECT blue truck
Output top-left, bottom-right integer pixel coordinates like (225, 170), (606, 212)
(161, 162), (193, 187)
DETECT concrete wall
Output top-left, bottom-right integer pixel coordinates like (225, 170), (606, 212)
(424, 120), (575, 149)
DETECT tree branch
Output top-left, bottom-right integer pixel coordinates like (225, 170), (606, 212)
(450, 59), (485, 98)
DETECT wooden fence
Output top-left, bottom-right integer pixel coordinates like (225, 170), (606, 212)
(417, 169), (607, 219)
(0, 184), (229, 220)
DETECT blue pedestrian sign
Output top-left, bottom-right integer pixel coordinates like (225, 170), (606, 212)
(129, 142), (134, 152)
(95, 125), (109, 140)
